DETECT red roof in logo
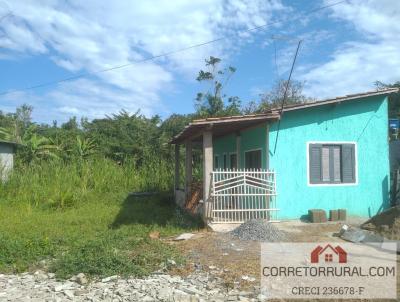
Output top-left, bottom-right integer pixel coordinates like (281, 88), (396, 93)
(311, 244), (347, 263)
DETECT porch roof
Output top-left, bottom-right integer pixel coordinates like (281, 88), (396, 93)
(171, 88), (399, 144)
(170, 113), (280, 144)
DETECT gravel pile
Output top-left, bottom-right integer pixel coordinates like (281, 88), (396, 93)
(0, 271), (265, 301)
(230, 219), (289, 242)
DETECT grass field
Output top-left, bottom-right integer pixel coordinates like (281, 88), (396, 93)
(0, 193), (202, 278)
(0, 159), (203, 279)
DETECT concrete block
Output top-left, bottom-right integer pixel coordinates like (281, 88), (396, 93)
(329, 210), (339, 221)
(338, 209), (347, 221)
(308, 209), (327, 223)
(320, 210), (327, 223)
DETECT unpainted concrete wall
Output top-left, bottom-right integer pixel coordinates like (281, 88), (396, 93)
(0, 144), (13, 181)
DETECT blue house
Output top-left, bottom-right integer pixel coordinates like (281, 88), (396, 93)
(172, 88), (398, 223)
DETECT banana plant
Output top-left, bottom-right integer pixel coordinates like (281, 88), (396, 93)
(0, 126), (20, 143)
(71, 136), (96, 159)
(22, 133), (59, 162)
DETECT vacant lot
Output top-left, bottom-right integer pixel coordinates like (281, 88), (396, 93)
(0, 193), (202, 278)
(172, 222), (344, 288)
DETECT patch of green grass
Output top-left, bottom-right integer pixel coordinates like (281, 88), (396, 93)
(0, 193), (203, 278)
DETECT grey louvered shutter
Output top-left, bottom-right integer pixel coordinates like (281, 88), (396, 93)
(309, 144), (322, 183)
(342, 144), (355, 183)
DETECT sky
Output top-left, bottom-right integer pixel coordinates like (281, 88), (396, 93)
(0, 0), (399, 124)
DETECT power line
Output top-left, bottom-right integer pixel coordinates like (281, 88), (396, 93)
(273, 39), (302, 154)
(0, 0), (346, 97)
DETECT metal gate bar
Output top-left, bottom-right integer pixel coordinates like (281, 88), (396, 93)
(211, 169), (278, 223)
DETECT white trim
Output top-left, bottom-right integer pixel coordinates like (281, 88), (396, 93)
(306, 141), (358, 187)
(244, 147), (262, 153)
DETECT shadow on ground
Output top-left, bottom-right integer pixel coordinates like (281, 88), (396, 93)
(110, 192), (203, 229)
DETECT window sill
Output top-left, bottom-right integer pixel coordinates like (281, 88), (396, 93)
(308, 182), (358, 187)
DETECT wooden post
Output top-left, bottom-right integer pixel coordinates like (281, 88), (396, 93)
(203, 131), (213, 220)
(174, 144), (180, 191)
(185, 140), (192, 201)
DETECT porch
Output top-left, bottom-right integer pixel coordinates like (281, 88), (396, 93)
(171, 114), (280, 223)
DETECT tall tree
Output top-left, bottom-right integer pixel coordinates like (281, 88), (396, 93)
(195, 56), (241, 117)
(0, 104), (33, 143)
(375, 81), (400, 118)
(258, 79), (313, 111)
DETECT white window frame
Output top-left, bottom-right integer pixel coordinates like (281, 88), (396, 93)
(306, 141), (358, 187)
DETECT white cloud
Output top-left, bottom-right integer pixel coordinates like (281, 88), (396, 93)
(0, 0), (286, 121)
(302, 0), (400, 98)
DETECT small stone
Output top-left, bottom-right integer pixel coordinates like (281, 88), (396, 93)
(64, 290), (74, 299)
(54, 285), (64, 292)
(101, 275), (118, 282)
(167, 259), (176, 266)
(149, 231), (160, 240)
(174, 233), (195, 241)
(76, 273), (88, 285)
(74, 289), (89, 296)
(181, 287), (203, 296)
(157, 287), (172, 300)
(141, 295), (155, 302)
(241, 276), (256, 282)
(34, 271), (48, 281)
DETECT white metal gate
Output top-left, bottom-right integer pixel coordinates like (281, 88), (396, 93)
(211, 169), (278, 223)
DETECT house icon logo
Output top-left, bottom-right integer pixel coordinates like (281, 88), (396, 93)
(311, 244), (347, 263)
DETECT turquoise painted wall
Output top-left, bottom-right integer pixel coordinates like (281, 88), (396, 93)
(240, 124), (268, 169)
(213, 134), (236, 169)
(213, 124), (269, 169)
(269, 95), (390, 219)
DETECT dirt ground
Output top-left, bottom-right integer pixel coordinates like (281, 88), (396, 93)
(169, 221), (347, 288)
(167, 219), (400, 302)
(362, 206), (400, 240)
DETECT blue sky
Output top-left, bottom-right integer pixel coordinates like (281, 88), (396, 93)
(0, 0), (399, 123)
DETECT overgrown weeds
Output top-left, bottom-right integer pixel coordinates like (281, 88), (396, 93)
(0, 157), (173, 209)
(0, 159), (203, 278)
